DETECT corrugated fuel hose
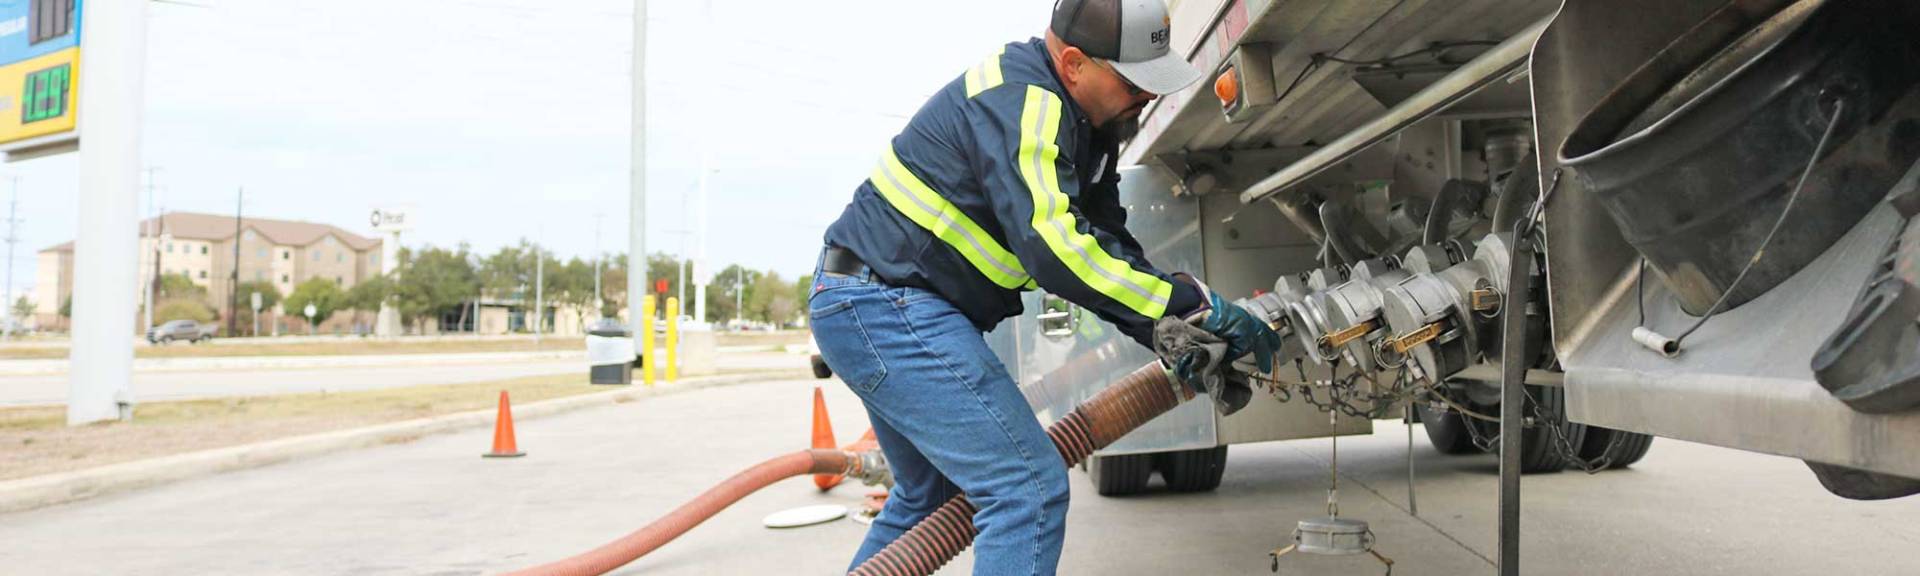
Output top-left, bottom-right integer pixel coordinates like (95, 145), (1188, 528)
(850, 361), (1187, 576)
(502, 361), (1182, 576)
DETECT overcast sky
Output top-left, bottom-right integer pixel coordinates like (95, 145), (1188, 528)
(2, 0), (1058, 299)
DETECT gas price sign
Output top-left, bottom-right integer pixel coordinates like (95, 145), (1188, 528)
(0, 0), (80, 155)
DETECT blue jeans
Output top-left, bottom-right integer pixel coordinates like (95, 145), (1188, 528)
(809, 256), (1069, 575)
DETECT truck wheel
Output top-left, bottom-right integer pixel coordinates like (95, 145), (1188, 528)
(1087, 453), (1154, 496)
(1516, 384), (1588, 473)
(1156, 446), (1228, 492)
(810, 354), (833, 379)
(160, 336), (174, 345)
(1577, 426), (1655, 469)
(1416, 401), (1481, 455)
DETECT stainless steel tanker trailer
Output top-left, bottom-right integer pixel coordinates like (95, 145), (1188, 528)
(989, 0), (1920, 528)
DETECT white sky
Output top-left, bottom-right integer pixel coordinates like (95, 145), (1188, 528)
(3, 0), (1058, 300)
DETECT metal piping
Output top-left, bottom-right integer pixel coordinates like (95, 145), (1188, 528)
(1239, 17), (1552, 205)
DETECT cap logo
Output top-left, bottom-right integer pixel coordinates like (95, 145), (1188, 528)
(1151, 27), (1169, 47)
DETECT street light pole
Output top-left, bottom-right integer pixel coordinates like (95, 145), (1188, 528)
(594, 212), (604, 318)
(628, 0), (649, 330)
(533, 240), (544, 344)
(2, 177), (19, 341)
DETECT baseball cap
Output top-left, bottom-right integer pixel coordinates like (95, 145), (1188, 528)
(1051, 0), (1202, 95)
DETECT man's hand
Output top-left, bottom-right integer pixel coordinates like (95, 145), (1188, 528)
(1178, 275), (1281, 375)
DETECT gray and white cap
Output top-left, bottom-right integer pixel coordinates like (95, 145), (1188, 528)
(1051, 0), (1201, 95)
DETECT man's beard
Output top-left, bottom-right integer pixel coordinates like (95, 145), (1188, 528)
(1096, 113), (1142, 145)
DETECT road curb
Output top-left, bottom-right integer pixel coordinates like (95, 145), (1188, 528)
(0, 369), (814, 515)
(0, 350), (587, 376)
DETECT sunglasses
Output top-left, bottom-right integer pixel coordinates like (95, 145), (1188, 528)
(1094, 58), (1146, 96)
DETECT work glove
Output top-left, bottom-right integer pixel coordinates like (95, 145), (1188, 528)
(1153, 316), (1251, 415)
(1151, 275), (1282, 416)
(1177, 274), (1281, 376)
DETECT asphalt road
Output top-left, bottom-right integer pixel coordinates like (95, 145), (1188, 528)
(1, 377), (1915, 575)
(0, 359), (584, 406)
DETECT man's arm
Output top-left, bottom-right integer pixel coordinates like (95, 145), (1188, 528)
(963, 83), (1202, 348)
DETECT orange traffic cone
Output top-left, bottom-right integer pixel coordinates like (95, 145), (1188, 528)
(812, 386), (842, 490)
(484, 390), (526, 458)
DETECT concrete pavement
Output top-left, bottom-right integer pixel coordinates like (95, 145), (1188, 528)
(1, 378), (1915, 575)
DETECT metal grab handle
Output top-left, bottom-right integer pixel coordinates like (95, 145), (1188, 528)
(1038, 293), (1078, 338)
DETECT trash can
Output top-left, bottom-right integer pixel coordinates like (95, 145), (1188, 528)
(586, 319), (635, 385)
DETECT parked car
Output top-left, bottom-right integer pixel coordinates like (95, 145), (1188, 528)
(147, 320), (216, 344)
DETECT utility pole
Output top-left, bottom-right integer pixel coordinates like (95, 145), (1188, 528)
(628, 0), (649, 331)
(735, 266), (744, 325)
(228, 187), (243, 338)
(2, 177), (19, 341)
(533, 241), (545, 344)
(594, 213), (604, 318)
(140, 167), (159, 335)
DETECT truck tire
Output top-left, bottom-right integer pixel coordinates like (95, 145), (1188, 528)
(1156, 446), (1228, 493)
(160, 336), (174, 345)
(1516, 384), (1587, 473)
(1087, 452), (1154, 496)
(810, 354), (833, 379)
(1577, 426), (1655, 469)
(1416, 401), (1481, 455)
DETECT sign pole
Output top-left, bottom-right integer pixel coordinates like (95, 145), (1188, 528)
(70, 0), (147, 425)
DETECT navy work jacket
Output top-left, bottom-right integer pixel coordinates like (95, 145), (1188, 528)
(823, 37), (1202, 348)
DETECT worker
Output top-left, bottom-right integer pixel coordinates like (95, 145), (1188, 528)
(810, 0), (1279, 573)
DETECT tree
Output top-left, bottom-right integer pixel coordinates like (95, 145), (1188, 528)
(394, 245), (479, 332)
(646, 252), (684, 309)
(344, 275), (393, 331)
(707, 264), (762, 325)
(747, 269), (792, 324)
(553, 257), (598, 329)
(793, 274), (814, 308)
(477, 241), (534, 301)
(599, 253), (628, 318)
(233, 280), (282, 336)
(11, 296), (33, 324)
(157, 273), (206, 300)
(284, 278), (347, 329)
(59, 295), (70, 319)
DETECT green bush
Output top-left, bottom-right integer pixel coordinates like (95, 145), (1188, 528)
(154, 298), (217, 325)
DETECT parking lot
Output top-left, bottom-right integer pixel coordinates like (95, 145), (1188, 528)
(2, 376), (1914, 575)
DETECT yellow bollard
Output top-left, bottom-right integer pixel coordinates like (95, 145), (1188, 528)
(640, 295), (656, 387)
(665, 297), (680, 382)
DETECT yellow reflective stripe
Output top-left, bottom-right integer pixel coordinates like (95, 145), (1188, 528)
(1017, 86), (1173, 318)
(869, 147), (1031, 290)
(964, 46), (1006, 98)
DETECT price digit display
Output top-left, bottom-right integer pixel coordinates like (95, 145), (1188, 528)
(21, 63), (69, 124)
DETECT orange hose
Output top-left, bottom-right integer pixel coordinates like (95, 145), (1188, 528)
(503, 449), (852, 576)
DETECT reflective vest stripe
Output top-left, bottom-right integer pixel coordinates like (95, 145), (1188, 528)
(1017, 86), (1173, 318)
(964, 47), (1007, 98)
(869, 147), (1032, 290)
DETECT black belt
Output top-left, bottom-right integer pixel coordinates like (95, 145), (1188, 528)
(821, 246), (867, 277)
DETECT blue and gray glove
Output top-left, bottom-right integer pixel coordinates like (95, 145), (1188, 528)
(1179, 274), (1281, 375)
(1151, 275), (1280, 415)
